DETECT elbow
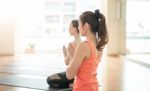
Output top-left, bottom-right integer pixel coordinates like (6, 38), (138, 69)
(66, 68), (74, 80)
(66, 73), (73, 80)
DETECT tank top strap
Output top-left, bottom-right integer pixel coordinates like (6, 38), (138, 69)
(84, 40), (96, 58)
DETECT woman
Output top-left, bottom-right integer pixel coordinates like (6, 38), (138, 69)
(47, 20), (81, 89)
(62, 10), (108, 91)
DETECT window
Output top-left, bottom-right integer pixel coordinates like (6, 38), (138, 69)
(15, 0), (102, 53)
(126, 0), (150, 53)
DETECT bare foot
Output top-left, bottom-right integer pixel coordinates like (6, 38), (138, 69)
(50, 74), (61, 80)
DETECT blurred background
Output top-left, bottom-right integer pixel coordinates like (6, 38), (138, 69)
(0, 0), (150, 91)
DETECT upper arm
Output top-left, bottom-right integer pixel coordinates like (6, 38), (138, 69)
(66, 42), (88, 80)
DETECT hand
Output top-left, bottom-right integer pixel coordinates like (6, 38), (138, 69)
(68, 43), (75, 58)
(63, 45), (67, 57)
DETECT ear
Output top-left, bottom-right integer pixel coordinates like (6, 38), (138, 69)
(83, 22), (89, 30)
(73, 27), (76, 33)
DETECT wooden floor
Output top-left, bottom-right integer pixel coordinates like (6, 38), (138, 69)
(0, 53), (150, 91)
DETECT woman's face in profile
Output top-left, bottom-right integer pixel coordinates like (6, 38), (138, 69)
(69, 23), (74, 35)
(78, 21), (86, 36)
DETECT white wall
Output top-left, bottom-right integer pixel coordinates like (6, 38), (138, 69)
(0, 0), (15, 55)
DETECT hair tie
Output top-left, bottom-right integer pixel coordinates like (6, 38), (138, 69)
(95, 9), (101, 21)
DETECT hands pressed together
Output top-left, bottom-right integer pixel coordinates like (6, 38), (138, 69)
(62, 43), (76, 65)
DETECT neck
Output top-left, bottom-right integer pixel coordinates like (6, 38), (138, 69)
(74, 34), (80, 40)
(86, 31), (96, 44)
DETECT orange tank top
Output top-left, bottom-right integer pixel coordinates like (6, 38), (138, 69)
(73, 40), (101, 91)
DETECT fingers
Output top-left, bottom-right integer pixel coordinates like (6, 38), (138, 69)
(68, 43), (75, 57)
(63, 45), (67, 57)
(63, 45), (67, 51)
(68, 43), (74, 50)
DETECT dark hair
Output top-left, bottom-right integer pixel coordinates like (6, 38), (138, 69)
(71, 20), (79, 33)
(80, 10), (108, 51)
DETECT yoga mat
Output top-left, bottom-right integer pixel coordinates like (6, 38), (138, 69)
(0, 55), (66, 90)
(0, 74), (60, 91)
(0, 66), (65, 76)
(2, 59), (66, 70)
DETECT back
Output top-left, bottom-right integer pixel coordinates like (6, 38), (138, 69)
(73, 40), (102, 91)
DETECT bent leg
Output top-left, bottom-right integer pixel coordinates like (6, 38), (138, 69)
(47, 71), (74, 88)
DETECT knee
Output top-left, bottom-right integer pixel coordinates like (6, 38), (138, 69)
(47, 75), (57, 85)
(47, 76), (52, 85)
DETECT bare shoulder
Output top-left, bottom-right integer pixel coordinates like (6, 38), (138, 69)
(68, 42), (76, 48)
(68, 42), (73, 46)
(76, 41), (91, 59)
(77, 41), (89, 50)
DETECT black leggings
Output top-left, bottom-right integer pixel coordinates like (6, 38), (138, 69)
(47, 71), (74, 88)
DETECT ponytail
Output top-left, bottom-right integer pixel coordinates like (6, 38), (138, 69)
(95, 11), (108, 51)
(72, 20), (79, 33)
(80, 10), (108, 51)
